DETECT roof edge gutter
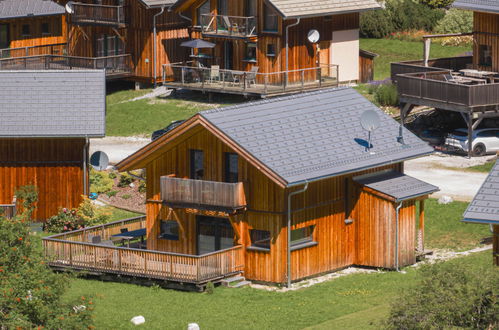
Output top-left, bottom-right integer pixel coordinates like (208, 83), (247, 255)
(282, 7), (381, 20)
(462, 218), (499, 225)
(153, 5), (167, 87)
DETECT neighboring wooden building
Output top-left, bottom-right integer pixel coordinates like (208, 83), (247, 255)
(0, 70), (106, 221)
(391, 0), (499, 157)
(103, 87), (437, 286)
(0, 0), (67, 57)
(463, 160), (499, 266)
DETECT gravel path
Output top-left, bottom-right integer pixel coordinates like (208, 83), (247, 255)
(90, 136), (150, 165)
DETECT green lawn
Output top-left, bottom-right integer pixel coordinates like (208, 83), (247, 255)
(63, 251), (492, 329)
(359, 38), (472, 81)
(467, 159), (496, 173)
(107, 206), (142, 222)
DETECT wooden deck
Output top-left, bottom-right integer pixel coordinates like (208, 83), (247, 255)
(70, 3), (126, 28)
(391, 55), (473, 82)
(200, 14), (257, 39)
(42, 216), (244, 284)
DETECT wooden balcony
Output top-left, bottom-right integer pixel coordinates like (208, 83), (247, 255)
(160, 177), (247, 212)
(0, 196), (16, 219)
(0, 54), (133, 79)
(42, 216), (244, 285)
(200, 14), (257, 39)
(0, 43), (66, 59)
(70, 3), (126, 28)
(391, 56), (473, 82)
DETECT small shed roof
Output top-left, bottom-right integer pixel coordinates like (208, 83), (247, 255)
(0, 70), (106, 138)
(453, 0), (499, 13)
(463, 161), (499, 224)
(266, 0), (381, 19)
(354, 170), (439, 202)
(0, 0), (65, 20)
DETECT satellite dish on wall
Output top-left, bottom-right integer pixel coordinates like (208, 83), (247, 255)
(65, 1), (75, 14)
(90, 151), (109, 171)
(360, 110), (381, 153)
(307, 29), (320, 43)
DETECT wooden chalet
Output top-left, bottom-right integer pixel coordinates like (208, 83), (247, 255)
(43, 88), (439, 288)
(162, 0), (381, 97)
(463, 160), (499, 266)
(391, 0), (499, 157)
(0, 70), (106, 221)
(0, 0), (67, 58)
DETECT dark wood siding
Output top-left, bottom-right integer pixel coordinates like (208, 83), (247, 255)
(474, 12), (499, 72)
(0, 15), (67, 49)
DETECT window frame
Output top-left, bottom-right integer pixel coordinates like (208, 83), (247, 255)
(243, 42), (257, 63)
(21, 24), (31, 37)
(41, 22), (50, 36)
(479, 44), (492, 67)
(248, 229), (271, 252)
(224, 152), (239, 183)
(266, 43), (276, 57)
(190, 149), (204, 180)
(196, 0), (210, 28)
(263, 2), (278, 33)
(158, 220), (180, 241)
(290, 225), (317, 251)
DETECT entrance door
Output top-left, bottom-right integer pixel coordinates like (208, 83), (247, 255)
(0, 24), (9, 50)
(223, 41), (233, 70)
(197, 216), (234, 255)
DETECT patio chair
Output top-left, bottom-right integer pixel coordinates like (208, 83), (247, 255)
(443, 74), (457, 83)
(210, 65), (220, 83)
(245, 66), (259, 87)
(222, 16), (238, 34)
(91, 235), (102, 244)
(225, 71), (241, 86)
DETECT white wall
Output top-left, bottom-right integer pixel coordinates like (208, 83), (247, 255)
(331, 29), (359, 82)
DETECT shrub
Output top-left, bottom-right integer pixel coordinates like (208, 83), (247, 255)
(386, 261), (499, 329)
(89, 168), (114, 194)
(369, 81), (399, 107)
(121, 194), (132, 200)
(419, 0), (455, 9)
(360, 9), (394, 38)
(388, 0), (445, 32)
(138, 181), (147, 194)
(435, 8), (473, 34)
(108, 171), (117, 179)
(118, 173), (134, 188)
(15, 185), (38, 221)
(205, 281), (215, 294)
(77, 196), (111, 226)
(0, 195), (94, 328)
(106, 190), (118, 197)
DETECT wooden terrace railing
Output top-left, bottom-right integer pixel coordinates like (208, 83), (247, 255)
(71, 2), (126, 27)
(161, 177), (247, 210)
(0, 196), (16, 219)
(201, 14), (257, 38)
(0, 43), (66, 59)
(391, 55), (473, 82)
(43, 216), (244, 284)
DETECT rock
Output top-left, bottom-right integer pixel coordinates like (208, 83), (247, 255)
(131, 316), (145, 325)
(187, 323), (200, 330)
(438, 195), (453, 205)
(130, 182), (135, 188)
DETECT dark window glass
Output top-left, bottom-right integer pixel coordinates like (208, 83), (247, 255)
(263, 3), (278, 32)
(190, 149), (204, 180)
(41, 22), (50, 35)
(224, 153), (238, 183)
(0, 24), (8, 49)
(477, 130), (498, 137)
(250, 229), (271, 250)
(479, 45), (492, 67)
(245, 42), (257, 61)
(218, 0), (228, 15)
(290, 226), (314, 246)
(197, 0), (210, 27)
(21, 24), (30, 36)
(160, 220), (179, 240)
(246, 0), (257, 17)
(266, 44), (276, 57)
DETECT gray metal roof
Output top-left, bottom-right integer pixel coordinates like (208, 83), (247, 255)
(354, 170), (439, 202)
(200, 88), (433, 186)
(267, 0), (381, 19)
(139, 0), (177, 8)
(0, 70), (105, 138)
(0, 0), (65, 20)
(453, 0), (499, 13)
(463, 161), (499, 224)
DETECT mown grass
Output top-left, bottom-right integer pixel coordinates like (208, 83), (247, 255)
(467, 159), (496, 173)
(359, 38), (472, 81)
(64, 251), (492, 329)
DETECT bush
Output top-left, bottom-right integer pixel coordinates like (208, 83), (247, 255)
(419, 0), (455, 9)
(108, 171), (117, 179)
(106, 190), (118, 197)
(0, 192), (94, 328)
(435, 8), (473, 34)
(205, 281), (215, 294)
(386, 261), (499, 329)
(121, 194), (132, 200)
(15, 185), (39, 221)
(118, 173), (134, 188)
(369, 81), (399, 106)
(360, 9), (394, 38)
(89, 168), (114, 194)
(138, 181), (147, 194)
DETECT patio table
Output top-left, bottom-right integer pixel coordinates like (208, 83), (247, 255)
(112, 228), (146, 248)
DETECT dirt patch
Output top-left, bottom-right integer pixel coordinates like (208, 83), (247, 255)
(97, 172), (146, 213)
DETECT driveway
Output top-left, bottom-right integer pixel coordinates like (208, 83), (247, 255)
(90, 137), (149, 166)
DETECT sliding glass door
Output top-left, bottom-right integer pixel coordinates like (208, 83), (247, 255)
(197, 216), (234, 255)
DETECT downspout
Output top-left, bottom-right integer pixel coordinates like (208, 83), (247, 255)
(287, 181), (308, 288)
(153, 5), (166, 87)
(83, 137), (89, 196)
(285, 18), (300, 87)
(395, 201), (403, 272)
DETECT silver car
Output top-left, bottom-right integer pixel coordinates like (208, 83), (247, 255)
(445, 128), (499, 156)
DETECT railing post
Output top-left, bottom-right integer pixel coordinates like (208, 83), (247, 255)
(69, 244), (73, 266)
(118, 249), (122, 272)
(243, 72), (247, 91)
(264, 75), (268, 94)
(181, 67), (185, 86)
(25, 47), (28, 57)
(319, 68), (322, 87)
(301, 70), (304, 90)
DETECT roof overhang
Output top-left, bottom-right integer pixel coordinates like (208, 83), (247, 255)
(279, 7), (381, 20)
(0, 12), (64, 20)
(452, 1), (499, 14)
(462, 218), (499, 225)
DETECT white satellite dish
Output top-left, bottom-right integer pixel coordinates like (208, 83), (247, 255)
(65, 1), (75, 14)
(307, 29), (320, 43)
(360, 110), (381, 153)
(90, 151), (109, 171)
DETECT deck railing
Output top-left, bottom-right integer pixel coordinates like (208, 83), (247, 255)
(0, 43), (66, 59)
(161, 177), (247, 210)
(397, 71), (499, 108)
(201, 14), (257, 38)
(0, 54), (132, 77)
(71, 3), (126, 27)
(0, 196), (16, 219)
(43, 216), (244, 283)
(162, 63), (339, 96)
(391, 56), (473, 82)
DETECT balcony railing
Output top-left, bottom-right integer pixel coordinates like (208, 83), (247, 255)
(43, 216), (244, 284)
(161, 177), (247, 211)
(391, 56), (473, 82)
(0, 196), (16, 219)
(0, 54), (132, 78)
(0, 43), (66, 59)
(201, 14), (257, 38)
(162, 63), (339, 97)
(71, 3), (126, 27)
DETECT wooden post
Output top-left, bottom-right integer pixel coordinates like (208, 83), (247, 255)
(467, 112), (473, 158)
(493, 224), (498, 266)
(418, 199), (425, 252)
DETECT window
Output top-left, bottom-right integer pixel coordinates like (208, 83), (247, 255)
(190, 149), (204, 180)
(21, 24), (30, 37)
(196, 0), (210, 27)
(159, 220), (179, 240)
(41, 22), (50, 35)
(244, 42), (257, 62)
(477, 130), (498, 138)
(0, 24), (8, 49)
(263, 2), (278, 32)
(266, 44), (276, 57)
(290, 226), (315, 249)
(246, 0), (257, 17)
(218, 0), (228, 16)
(479, 45), (492, 67)
(250, 229), (271, 251)
(224, 153), (238, 183)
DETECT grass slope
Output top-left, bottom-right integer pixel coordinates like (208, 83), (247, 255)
(359, 38), (472, 81)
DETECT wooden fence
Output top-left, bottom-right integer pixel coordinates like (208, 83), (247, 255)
(391, 56), (473, 82)
(0, 196), (16, 219)
(71, 3), (126, 27)
(0, 43), (66, 59)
